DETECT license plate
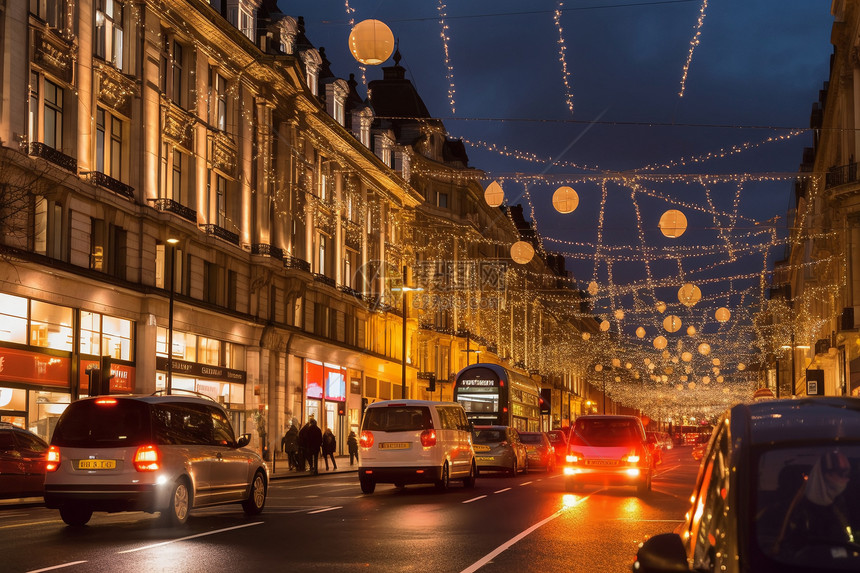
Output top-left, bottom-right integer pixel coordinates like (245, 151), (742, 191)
(586, 459), (618, 466)
(473, 445), (491, 452)
(477, 456), (494, 461)
(78, 459), (117, 470)
(380, 442), (410, 450)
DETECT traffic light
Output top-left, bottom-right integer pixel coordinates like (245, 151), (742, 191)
(100, 356), (113, 395)
(86, 367), (101, 397)
(426, 374), (436, 393)
(540, 388), (552, 414)
(337, 401), (346, 416)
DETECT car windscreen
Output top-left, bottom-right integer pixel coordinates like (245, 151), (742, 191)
(50, 399), (152, 447)
(546, 431), (565, 445)
(570, 419), (641, 447)
(519, 433), (543, 445)
(473, 429), (505, 443)
(362, 406), (433, 432)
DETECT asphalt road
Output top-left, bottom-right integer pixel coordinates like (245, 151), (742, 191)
(0, 447), (699, 573)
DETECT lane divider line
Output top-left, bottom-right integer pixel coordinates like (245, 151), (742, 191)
(308, 506), (343, 514)
(27, 561), (88, 572)
(493, 488), (511, 494)
(117, 522), (263, 554)
(462, 495), (487, 504)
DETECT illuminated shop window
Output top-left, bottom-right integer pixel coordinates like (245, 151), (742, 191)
(157, 327), (197, 361)
(79, 312), (132, 361)
(30, 300), (73, 351)
(225, 342), (244, 370)
(0, 293), (28, 344)
(198, 336), (221, 366)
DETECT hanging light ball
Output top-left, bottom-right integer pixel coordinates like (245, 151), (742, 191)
(680, 375), (688, 382)
(484, 181), (504, 207)
(687, 325), (697, 336)
(510, 241), (535, 264)
(612, 358), (621, 368)
(599, 319), (611, 332)
(687, 381), (696, 390)
(636, 326), (646, 338)
(676, 384), (684, 391)
(653, 336), (668, 350)
(644, 358), (652, 365)
(348, 20), (395, 65)
(663, 314), (682, 333)
(681, 351), (693, 362)
(614, 309), (625, 320)
(655, 301), (667, 313)
(595, 364), (603, 372)
(614, 376), (621, 382)
(678, 283), (702, 307)
(717, 376), (724, 383)
(625, 362), (632, 369)
(662, 350), (670, 359)
(581, 332), (591, 341)
(587, 281), (599, 296)
(712, 358), (721, 366)
(661, 375), (668, 383)
(737, 363), (746, 371)
(552, 186), (580, 214)
(702, 376), (711, 385)
(715, 307), (731, 323)
(698, 342), (711, 355)
(659, 209), (688, 238)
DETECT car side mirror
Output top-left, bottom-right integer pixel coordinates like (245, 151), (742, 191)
(236, 433), (251, 448)
(633, 533), (689, 573)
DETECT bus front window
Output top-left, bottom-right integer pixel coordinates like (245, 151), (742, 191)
(457, 392), (499, 414)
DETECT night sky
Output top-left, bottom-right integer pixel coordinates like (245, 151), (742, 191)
(277, 1), (835, 393)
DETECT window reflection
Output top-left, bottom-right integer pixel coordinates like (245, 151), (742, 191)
(30, 300), (73, 351)
(0, 293), (28, 344)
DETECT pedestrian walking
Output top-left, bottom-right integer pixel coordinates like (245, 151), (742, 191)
(322, 427), (337, 471)
(299, 417), (323, 474)
(282, 423), (299, 470)
(347, 430), (359, 466)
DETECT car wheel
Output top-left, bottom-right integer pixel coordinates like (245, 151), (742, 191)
(636, 471), (652, 496)
(59, 506), (92, 527)
(359, 474), (376, 494)
(435, 462), (450, 491)
(462, 462), (476, 488)
(521, 457), (528, 474)
(242, 470), (267, 515)
(508, 459), (518, 477)
(161, 478), (191, 525)
(394, 481), (406, 490)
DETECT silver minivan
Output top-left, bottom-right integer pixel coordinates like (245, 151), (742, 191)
(358, 399), (476, 493)
(44, 394), (268, 526)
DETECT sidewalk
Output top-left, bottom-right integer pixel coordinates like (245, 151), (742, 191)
(268, 454), (358, 480)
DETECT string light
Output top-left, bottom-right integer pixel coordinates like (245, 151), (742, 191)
(436, 0), (456, 114)
(678, 0), (708, 97)
(553, 1), (574, 114)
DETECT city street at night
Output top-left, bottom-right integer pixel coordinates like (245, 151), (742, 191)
(0, 449), (697, 573)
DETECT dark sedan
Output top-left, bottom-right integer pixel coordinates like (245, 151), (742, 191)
(0, 423), (48, 499)
(634, 397), (860, 573)
(519, 431), (555, 472)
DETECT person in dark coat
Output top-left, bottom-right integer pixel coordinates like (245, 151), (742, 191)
(347, 430), (359, 466)
(322, 427), (337, 471)
(299, 417), (323, 475)
(282, 424), (299, 470)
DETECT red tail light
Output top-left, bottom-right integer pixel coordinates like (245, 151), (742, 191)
(420, 429), (437, 447)
(94, 398), (117, 405)
(46, 445), (61, 472)
(360, 430), (374, 448)
(133, 445), (161, 472)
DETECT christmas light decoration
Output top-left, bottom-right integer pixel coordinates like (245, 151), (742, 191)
(348, 20), (395, 65)
(678, 0), (709, 97)
(484, 181), (504, 207)
(552, 186), (579, 213)
(658, 209), (688, 238)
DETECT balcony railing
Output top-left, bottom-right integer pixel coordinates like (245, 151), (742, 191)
(339, 285), (363, 299)
(313, 273), (336, 288)
(149, 198), (197, 223)
(86, 171), (134, 200)
(284, 256), (311, 273)
(202, 224), (240, 246)
(29, 142), (77, 172)
(251, 244), (283, 260)
(826, 162), (859, 189)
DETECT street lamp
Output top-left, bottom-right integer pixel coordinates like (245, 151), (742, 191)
(166, 237), (179, 395)
(394, 266), (423, 399)
(781, 335), (810, 397)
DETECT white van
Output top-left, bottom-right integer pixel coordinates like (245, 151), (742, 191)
(358, 399), (476, 493)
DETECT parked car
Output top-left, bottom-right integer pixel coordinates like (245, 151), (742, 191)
(358, 399), (476, 493)
(472, 425), (528, 476)
(563, 415), (653, 495)
(519, 431), (555, 472)
(545, 429), (569, 466)
(633, 397), (860, 573)
(690, 433), (709, 461)
(645, 431), (664, 467)
(44, 393), (268, 526)
(0, 422), (48, 499)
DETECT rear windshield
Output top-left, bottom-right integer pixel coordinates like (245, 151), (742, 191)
(570, 419), (642, 447)
(362, 406), (433, 432)
(473, 429), (505, 443)
(51, 399), (152, 447)
(546, 431), (566, 445)
(519, 433), (543, 445)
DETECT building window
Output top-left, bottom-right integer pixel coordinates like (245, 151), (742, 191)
(216, 174), (228, 228)
(95, 108), (125, 180)
(317, 233), (327, 275)
(227, 270), (238, 311)
(161, 145), (191, 206)
(80, 311), (133, 360)
(30, 300), (73, 351)
(437, 192), (449, 209)
(214, 72), (228, 131)
(161, 37), (185, 107)
(0, 293), (28, 345)
(30, 0), (64, 29)
(198, 336), (221, 366)
(90, 219), (127, 279)
(95, 0), (124, 70)
(29, 74), (63, 150)
(203, 261), (223, 305)
(33, 196), (64, 259)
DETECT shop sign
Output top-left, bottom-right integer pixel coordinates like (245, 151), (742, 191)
(155, 356), (247, 383)
(0, 347), (69, 388)
(79, 358), (136, 393)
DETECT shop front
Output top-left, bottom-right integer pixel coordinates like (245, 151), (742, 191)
(304, 360), (349, 453)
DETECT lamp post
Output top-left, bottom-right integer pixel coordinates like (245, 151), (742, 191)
(781, 335), (811, 397)
(396, 266), (423, 399)
(166, 238), (179, 395)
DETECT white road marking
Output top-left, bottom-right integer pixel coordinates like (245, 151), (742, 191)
(461, 495), (487, 504)
(27, 561), (88, 572)
(519, 481), (533, 486)
(117, 522), (263, 554)
(307, 506), (342, 514)
(493, 488), (511, 494)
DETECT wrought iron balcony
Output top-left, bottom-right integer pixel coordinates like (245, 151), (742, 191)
(149, 198), (197, 223)
(86, 171), (134, 200)
(202, 224), (239, 246)
(251, 244), (283, 260)
(826, 162), (859, 189)
(29, 142), (77, 172)
(284, 256), (311, 272)
(339, 285), (363, 299)
(313, 273), (336, 288)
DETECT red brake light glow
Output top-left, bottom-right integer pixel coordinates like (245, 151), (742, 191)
(360, 430), (374, 448)
(420, 429), (437, 447)
(133, 445), (161, 472)
(94, 398), (117, 405)
(46, 445), (61, 472)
